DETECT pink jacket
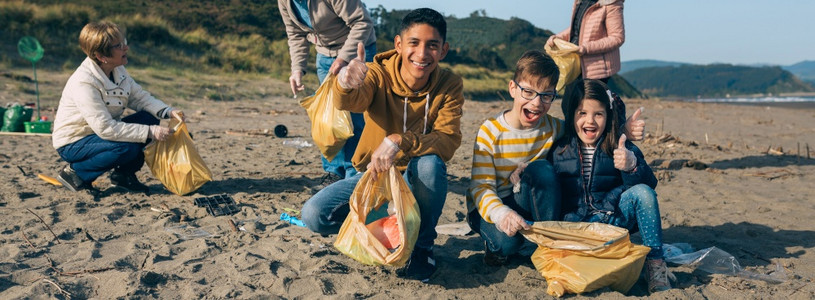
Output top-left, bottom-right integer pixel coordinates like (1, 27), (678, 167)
(553, 0), (625, 80)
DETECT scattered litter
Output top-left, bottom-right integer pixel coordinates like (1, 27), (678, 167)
(164, 224), (216, 240)
(194, 194), (240, 216)
(435, 222), (472, 236)
(225, 128), (278, 137)
(745, 169), (795, 180)
(38, 173), (62, 186)
(282, 138), (313, 148)
(274, 124), (288, 138)
(149, 207), (169, 213)
(280, 213), (307, 227)
(663, 243), (786, 283)
(282, 207), (301, 216)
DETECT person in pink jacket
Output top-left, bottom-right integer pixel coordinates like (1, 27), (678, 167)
(547, 0), (625, 83)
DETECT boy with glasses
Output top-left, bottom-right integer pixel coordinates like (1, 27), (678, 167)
(467, 50), (644, 266)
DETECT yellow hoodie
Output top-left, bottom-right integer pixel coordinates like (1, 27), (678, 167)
(332, 49), (464, 172)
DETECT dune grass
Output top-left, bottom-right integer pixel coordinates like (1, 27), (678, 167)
(1, 2), (510, 100)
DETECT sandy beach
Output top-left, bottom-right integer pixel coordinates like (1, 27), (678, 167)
(2, 70), (815, 298)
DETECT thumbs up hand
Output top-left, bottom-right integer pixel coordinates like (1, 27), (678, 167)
(624, 107), (645, 141)
(337, 42), (368, 90)
(614, 134), (637, 172)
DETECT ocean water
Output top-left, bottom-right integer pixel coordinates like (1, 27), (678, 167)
(695, 96), (815, 104)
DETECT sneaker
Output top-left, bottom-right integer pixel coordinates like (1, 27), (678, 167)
(109, 171), (150, 194)
(483, 243), (508, 267)
(397, 247), (436, 282)
(56, 165), (84, 192)
(311, 172), (342, 193)
(644, 259), (675, 293)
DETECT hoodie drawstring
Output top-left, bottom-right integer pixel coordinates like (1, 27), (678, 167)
(403, 94), (431, 134)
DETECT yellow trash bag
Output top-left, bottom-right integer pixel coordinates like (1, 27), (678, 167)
(299, 74), (354, 161)
(144, 115), (212, 195)
(544, 39), (581, 95)
(334, 166), (420, 267)
(522, 221), (650, 297)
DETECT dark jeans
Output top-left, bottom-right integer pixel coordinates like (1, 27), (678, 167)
(302, 154), (447, 250)
(56, 111), (159, 182)
(470, 160), (561, 256)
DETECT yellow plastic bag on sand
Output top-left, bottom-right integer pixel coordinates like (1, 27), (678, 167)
(334, 167), (420, 267)
(522, 221), (650, 297)
(299, 74), (353, 161)
(144, 116), (212, 195)
(544, 39), (581, 95)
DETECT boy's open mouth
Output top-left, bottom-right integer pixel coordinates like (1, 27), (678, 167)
(523, 108), (541, 122)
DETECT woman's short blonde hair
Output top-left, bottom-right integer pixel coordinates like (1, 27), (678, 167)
(79, 21), (125, 64)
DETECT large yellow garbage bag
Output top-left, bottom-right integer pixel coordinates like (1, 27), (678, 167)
(334, 167), (420, 267)
(544, 39), (581, 95)
(522, 221), (650, 297)
(144, 116), (212, 195)
(299, 74), (354, 161)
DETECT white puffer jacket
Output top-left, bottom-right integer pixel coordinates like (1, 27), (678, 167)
(52, 57), (170, 149)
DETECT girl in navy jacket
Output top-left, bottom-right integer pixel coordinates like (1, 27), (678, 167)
(548, 79), (673, 293)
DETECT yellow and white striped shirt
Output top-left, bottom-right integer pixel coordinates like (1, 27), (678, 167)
(467, 111), (563, 223)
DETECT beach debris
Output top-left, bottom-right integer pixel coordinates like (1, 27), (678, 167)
(267, 109), (298, 115)
(26, 208), (61, 244)
(274, 124), (288, 137)
(435, 222), (472, 236)
(225, 128), (278, 137)
(685, 159), (708, 170)
(164, 224), (216, 240)
(663, 243), (786, 284)
(194, 194), (240, 216)
(38, 173), (62, 186)
(280, 213), (306, 227)
(282, 138), (313, 148)
(766, 146), (784, 156)
(227, 219), (239, 232)
(282, 207), (301, 216)
(745, 169), (795, 180)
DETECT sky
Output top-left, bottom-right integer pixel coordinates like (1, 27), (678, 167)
(362, 0), (814, 66)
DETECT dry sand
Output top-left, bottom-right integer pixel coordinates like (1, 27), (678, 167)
(2, 71), (815, 298)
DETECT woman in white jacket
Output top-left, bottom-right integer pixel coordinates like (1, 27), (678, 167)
(52, 21), (183, 193)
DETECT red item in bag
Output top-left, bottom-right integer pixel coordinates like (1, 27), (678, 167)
(366, 215), (401, 250)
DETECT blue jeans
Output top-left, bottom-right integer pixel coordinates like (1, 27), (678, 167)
(315, 42), (376, 178)
(302, 154), (447, 250)
(56, 111), (159, 182)
(475, 160), (561, 256)
(585, 184), (664, 259)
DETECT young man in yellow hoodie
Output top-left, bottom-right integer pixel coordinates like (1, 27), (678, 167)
(301, 8), (464, 283)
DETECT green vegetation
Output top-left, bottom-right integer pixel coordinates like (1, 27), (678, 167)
(624, 64), (815, 98)
(2, 1), (644, 100)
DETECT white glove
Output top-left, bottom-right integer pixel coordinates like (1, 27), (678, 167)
(614, 134), (637, 172)
(366, 136), (400, 181)
(168, 108), (186, 122)
(489, 206), (530, 237)
(148, 125), (171, 141)
(337, 43), (368, 90)
(624, 107), (645, 141)
(289, 71), (305, 97)
(509, 162), (528, 193)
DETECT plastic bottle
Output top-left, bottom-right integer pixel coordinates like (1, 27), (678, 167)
(282, 138), (313, 148)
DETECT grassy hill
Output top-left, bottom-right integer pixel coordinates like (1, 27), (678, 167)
(624, 64), (815, 98)
(2, 1), (644, 99)
(620, 59), (689, 74)
(783, 60), (815, 85)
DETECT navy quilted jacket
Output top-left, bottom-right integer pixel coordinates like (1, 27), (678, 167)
(548, 134), (656, 221)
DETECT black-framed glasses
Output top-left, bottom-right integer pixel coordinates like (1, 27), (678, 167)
(110, 39), (128, 50)
(513, 80), (557, 104)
